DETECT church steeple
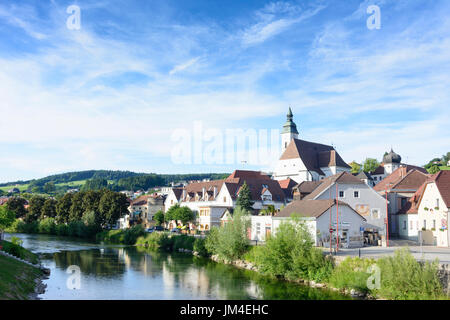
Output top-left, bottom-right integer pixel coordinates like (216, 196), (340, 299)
(281, 107), (299, 152)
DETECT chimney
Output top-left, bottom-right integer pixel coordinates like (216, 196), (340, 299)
(213, 186), (218, 199)
(202, 187), (206, 200)
(182, 189), (186, 201)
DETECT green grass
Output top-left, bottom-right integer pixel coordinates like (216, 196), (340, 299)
(0, 255), (42, 300)
(0, 184), (30, 192)
(439, 166), (450, 171)
(1, 240), (39, 264)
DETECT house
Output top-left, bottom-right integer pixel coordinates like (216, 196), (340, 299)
(277, 178), (297, 202)
(397, 183), (426, 241)
(168, 170), (287, 231)
(374, 167), (429, 237)
(272, 108), (351, 184)
(369, 149), (427, 185)
(267, 199), (366, 248)
(301, 172), (388, 238)
(128, 194), (166, 228)
(354, 171), (374, 187)
(164, 187), (184, 212)
(292, 181), (322, 200)
(416, 171), (450, 247)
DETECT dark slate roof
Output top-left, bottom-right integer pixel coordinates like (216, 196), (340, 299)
(279, 139), (350, 175)
(275, 199), (365, 220)
(303, 172), (365, 200)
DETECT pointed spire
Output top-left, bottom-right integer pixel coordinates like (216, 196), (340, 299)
(282, 107), (299, 134)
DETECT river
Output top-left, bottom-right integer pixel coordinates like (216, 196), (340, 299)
(5, 233), (350, 300)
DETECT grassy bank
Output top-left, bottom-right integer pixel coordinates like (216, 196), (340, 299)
(1, 239), (39, 264)
(0, 241), (43, 300)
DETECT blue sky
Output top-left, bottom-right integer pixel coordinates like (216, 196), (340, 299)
(0, 0), (449, 182)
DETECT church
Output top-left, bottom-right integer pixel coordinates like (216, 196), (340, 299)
(272, 108), (351, 184)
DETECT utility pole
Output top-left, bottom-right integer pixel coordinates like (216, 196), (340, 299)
(336, 182), (339, 252)
(385, 186), (389, 247)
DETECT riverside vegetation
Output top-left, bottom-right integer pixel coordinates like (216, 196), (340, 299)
(135, 207), (448, 300)
(0, 238), (44, 299)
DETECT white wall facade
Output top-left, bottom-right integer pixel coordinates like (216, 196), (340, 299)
(417, 183), (449, 247)
(272, 158), (313, 184)
(398, 214), (419, 240)
(313, 183), (387, 235)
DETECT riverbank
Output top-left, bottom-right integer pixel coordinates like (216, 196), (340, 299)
(0, 251), (47, 300)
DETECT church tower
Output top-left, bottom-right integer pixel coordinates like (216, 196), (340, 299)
(281, 107), (299, 152)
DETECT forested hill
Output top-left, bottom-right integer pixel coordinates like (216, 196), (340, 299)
(0, 170), (230, 194)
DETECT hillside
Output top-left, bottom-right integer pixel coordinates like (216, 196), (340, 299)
(0, 170), (230, 194)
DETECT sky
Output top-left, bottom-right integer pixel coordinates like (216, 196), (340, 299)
(0, 0), (449, 182)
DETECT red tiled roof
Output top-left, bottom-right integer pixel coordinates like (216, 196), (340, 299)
(434, 171), (450, 208)
(374, 167), (428, 192)
(227, 170), (271, 181)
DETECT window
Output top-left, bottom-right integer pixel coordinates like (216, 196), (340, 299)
(339, 191), (345, 198)
(371, 209), (380, 219)
(354, 191), (360, 198)
(374, 177), (377, 181)
(423, 220), (427, 230)
(223, 197), (227, 203)
(403, 221), (406, 230)
(256, 223), (261, 235)
(436, 199), (439, 208)
(433, 220), (436, 229)
(416, 221), (419, 230)
(410, 221), (413, 230)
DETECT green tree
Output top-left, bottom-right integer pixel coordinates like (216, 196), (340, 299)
(205, 207), (250, 261)
(43, 182), (56, 193)
(165, 204), (180, 222)
(69, 192), (85, 222)
(41, 198), (57, 219)
(350, 161), (361, 174)
(177, 206), (194, 225)
(363, 158), (380, 173)
(81, 178), (108, 191)
(6, 197), (28, 219)
(56, 193), (73, 224)
(235, 181), (254, 211)
(154, 210), (165, 226)
(428, 165), (441, 174)
(27, 196), (46, 223)
(0, 205), (15, 233)
(442, 152), (450, 164)
(98, 190), (129, 227)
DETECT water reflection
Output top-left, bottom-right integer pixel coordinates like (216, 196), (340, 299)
(8, 233), (349, 300)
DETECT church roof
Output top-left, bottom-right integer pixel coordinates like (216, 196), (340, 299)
(279, 139), (350, 175)
(373, 167), (428, 192)
(282, 107), (299, 134)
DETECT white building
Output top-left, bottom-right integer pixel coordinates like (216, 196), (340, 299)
(416, 171), (450, 247)
(272, 108), (351, 184)
(301, 172), (388, 237)
(249, 199), (366, 248)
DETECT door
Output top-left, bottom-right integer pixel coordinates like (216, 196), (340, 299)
(265, 227), (271, 239)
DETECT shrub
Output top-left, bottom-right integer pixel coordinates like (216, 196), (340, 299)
(193, 238), (209, 257)
(38, 218), (57, 235)
(376, 249), (444, 300)
(97, 225), (146, 245)
(56, 224), (69, 236)
(255, 219), (333, 282)
(203, 208), (250, 261)
(328, 257), (375, 293)
(173, 235), (195, 251)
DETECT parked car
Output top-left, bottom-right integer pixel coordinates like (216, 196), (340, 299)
(145, 227), (154, 233)
(170, 228), (180, 233)
(154, 226), (164, 232)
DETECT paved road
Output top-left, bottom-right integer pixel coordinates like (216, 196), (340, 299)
(325, 239), (450, 264)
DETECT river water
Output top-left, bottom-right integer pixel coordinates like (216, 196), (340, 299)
(5, 233), (350, 300)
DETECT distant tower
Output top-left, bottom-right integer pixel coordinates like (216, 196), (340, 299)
(281, 107), (299, 153)
(383, 148), (402, 174)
